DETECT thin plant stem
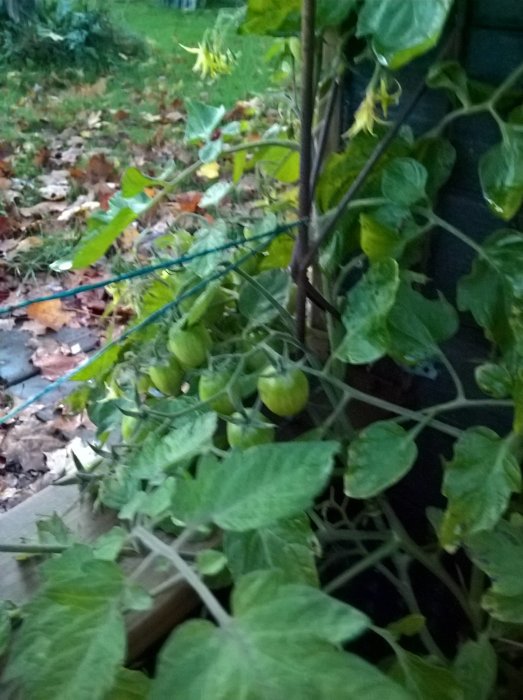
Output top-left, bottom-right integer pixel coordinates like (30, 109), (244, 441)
(134, 527), (231, 627)
(323, 539), (400, 594)
(380, 501), (478, 629)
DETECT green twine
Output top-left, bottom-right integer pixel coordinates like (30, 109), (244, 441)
(0, 221), (300, 316)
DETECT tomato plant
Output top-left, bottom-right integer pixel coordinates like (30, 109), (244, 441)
(2, 1), (523, 698)
(148, 357), (184, 396)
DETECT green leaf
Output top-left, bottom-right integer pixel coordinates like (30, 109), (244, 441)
(223, 515), (319, 585)
(391, 652), (463, 700)
(258, 145), (300, 183)
(200, 181), (232, 208)
(199, 138), (223, 163)
(171, 441), (339, 531)
(92, 527), (128, 562)
(426, 61), (471, 107)
(381, 157), (428, 206)
(241, 0), (301, 35)
(474, 362), (512, 399)
(185, 101), (226, 142)
(345, 422), (418, 498)
(479, 125), (523, 220)
(387, 282), (458, 364)
(259, 233), (295, 270)
(241, 0), (355, 35)
(453, 636), (497, 700)
(233, 149), (247, 183)
(196, 550), (228, 577)
(238, 268), (290, 327)
(458, 229), (523, 350)
(466, 519), (523, 623)
(186, 221), (231, 278)
(3, 546), (132, 700)
(414, 137), (456, 198)
(126, 412), (218, 480)
(336, 258), (400, 364)
(121, 167), (163, 198)
(357, 0), (454, 70)
(316, 0), (356, 27)
(72, 346), (121, 381)
(387, 614), (426, 638)
(440, 428), (521, 550)
(105, 669), (151, 700)
(0, 603), (10, 657)
(317, 130), (411, 212)
(71, 193), (150, 268)
(360, 204), (419, 261)
(151, 570), (409, 700)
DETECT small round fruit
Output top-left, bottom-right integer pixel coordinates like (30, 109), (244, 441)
(148, 357), (184, 396)
(168, 323), (211, 368)
(226, 411), (275, 449)
(257, 367), (309, 417)
(199, 370), (236, 415)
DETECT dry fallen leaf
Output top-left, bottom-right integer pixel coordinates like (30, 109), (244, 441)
(86, 153), (118, 184)
(197, 161), (220, 180)
(27, 299), (72, 331)
(31, 346), (87, 380)
(19, 201), (68, 218)
(173, 191), (202, 213)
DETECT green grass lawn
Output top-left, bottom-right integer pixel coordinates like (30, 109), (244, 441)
(0, 0), (272, 178)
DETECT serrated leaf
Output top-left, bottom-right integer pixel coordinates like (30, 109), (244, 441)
(336, 258), (400, 364)
(238, 268), (290, 326)
(105, 669), (151, 700)
(92, 527), (128, 562)
(466, 519), (523, 622)
(357, 0), (454, 70)
(223, 515), (319, 585)
(171, 442), (338, 531)
(391, 652), (463, 700)
(387, 282), (458, 364)
(126, 412), (218, 480)
(186, 221), (231, 278)
(453, 636), (497, 700)
(185, 101), (226, 142)
(345, 422), (418, 498)
(381, 157), (428, 206)
(3, 546), (133, 700)
(440, 428), (521, 550)
(479, 125), (523, 220)
(151, 570), (409, 700)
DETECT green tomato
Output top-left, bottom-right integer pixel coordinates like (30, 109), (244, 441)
(168, 323), (212, 368)
(148, 357), (184, 396)
(240, 330), (270, 372)
(226, 411), (275, 449)
(257, 367), (309, 417)
(199, 370), (237, 415)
